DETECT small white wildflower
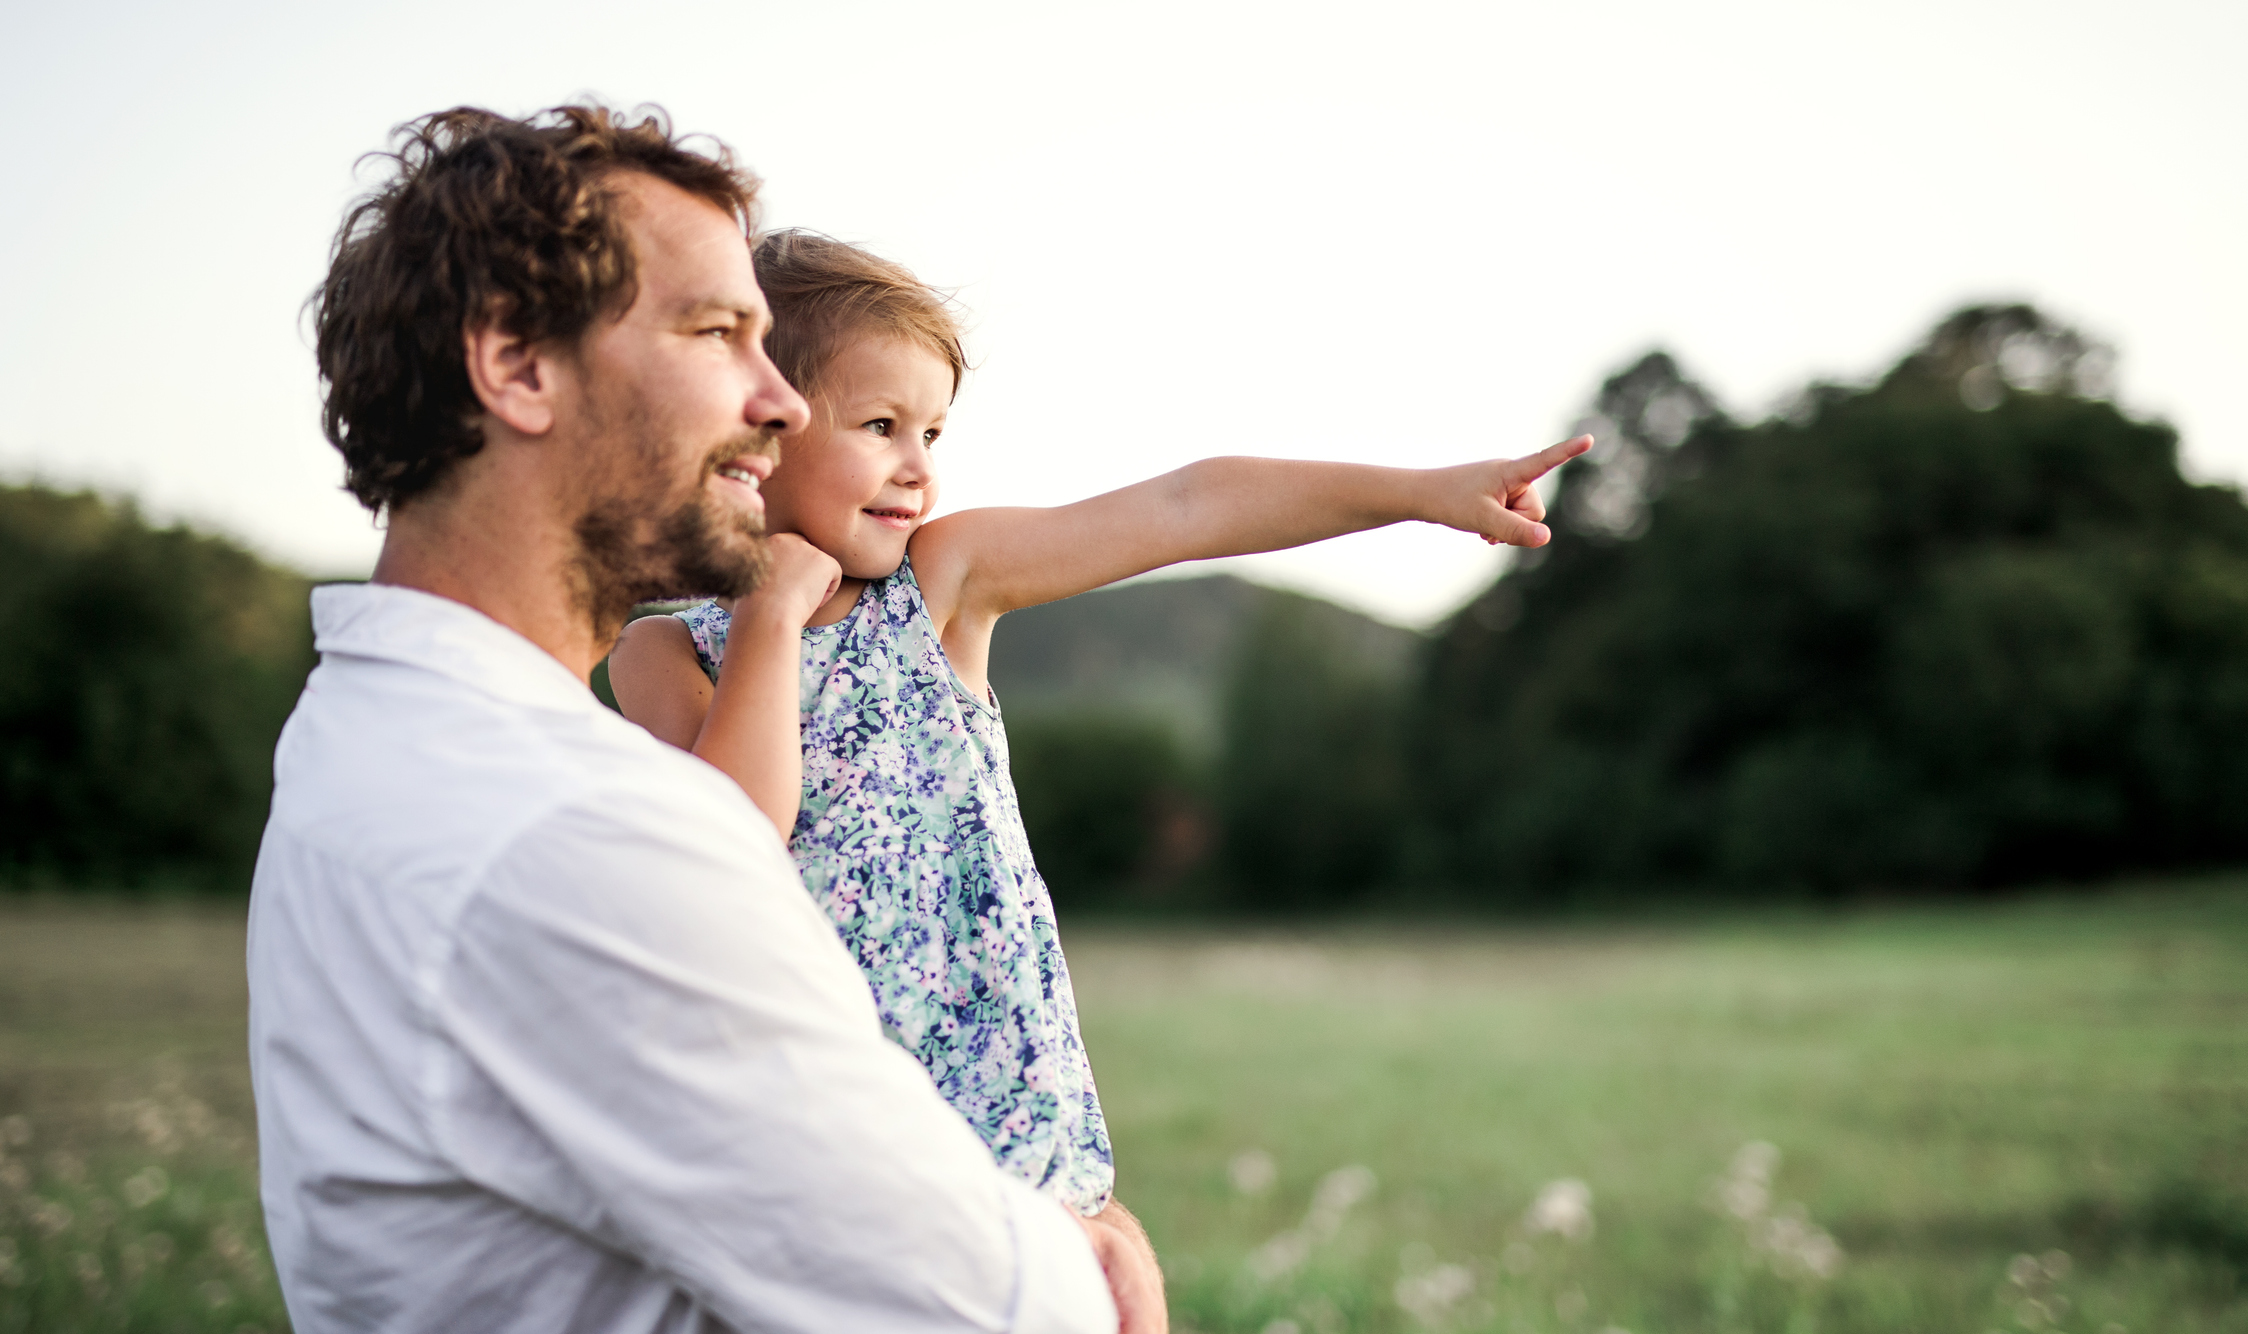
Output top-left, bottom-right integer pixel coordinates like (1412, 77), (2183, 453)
(1302, 1165), (1376, 1240)
(45, 1149), (85, 1184)
(1525, 1178), (1594, 1242)
(1244, 1163), (1376, 1281)
(1795, 1228), (1844, 1279)
(2008, 1254), (2043, 1287)
(2040, 1249), (2073, 1280)
(123, 1165), (170, 1209)
(1311, 1165), (1376, 1216)
(1229, 1149), (1277, 1196)
(1247, 1230), (1311, 1281)
(212, 1224), (256, 1269)
(1501, 1240), (1537, 1274)
(1394, 1262), (1476, 1327)
(1716, 1142), (1779, 1219)
(1755, 1203), (1844, 1279)
(30, 1198), (74, 1235)
(1718, 1175), (1768, 1219)
(1731, 1141), (1780, 1180)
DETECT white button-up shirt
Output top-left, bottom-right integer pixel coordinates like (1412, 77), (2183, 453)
(247, 584), (1115, 1334)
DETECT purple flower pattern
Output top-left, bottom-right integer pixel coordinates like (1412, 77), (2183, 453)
(671, 558), (1114, 1214)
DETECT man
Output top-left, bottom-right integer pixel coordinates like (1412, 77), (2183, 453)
(248, 103), (1160, 1332)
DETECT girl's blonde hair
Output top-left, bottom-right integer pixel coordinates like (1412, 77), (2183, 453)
(751, 229), (966, 402)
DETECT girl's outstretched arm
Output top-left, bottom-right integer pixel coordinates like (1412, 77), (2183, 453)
(913, 436), (1592, 686)
(609, 534), (841, 840)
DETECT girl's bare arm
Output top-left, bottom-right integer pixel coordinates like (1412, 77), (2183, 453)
(913, 438), (1591, 687)
(608, 535), (841, 840)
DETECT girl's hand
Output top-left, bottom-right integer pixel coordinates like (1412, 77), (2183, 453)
(728, 534), (843, 629)
(1424, 434), (1594, 547)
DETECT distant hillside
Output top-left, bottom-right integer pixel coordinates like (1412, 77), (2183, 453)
(987, 574), (1422, 753)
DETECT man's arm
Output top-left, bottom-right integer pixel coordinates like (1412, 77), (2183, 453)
(910, 439), (1591, 668)
(437, 774), (1122, 1333)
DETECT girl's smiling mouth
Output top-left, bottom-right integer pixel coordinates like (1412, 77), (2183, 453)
(863, 506), (918, 530)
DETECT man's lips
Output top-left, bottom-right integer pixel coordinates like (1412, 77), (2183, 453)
(714, 454), (772, 515)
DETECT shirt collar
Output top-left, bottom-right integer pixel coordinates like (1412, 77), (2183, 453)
(311, 583), (603, 716)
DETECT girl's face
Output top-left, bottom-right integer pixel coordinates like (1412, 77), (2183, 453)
(762, 335), (953, 580)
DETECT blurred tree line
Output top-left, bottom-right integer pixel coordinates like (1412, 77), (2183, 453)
(1416, 305), (2248, 895)
(1013, 305), (2248, 908)
(0, 486), (315, 889)
(10, 304), (2245, 905)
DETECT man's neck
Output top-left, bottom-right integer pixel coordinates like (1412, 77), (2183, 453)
(372, 480), (609, 685)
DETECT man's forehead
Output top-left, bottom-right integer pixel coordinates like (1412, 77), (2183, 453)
(612, 172), (759, 310)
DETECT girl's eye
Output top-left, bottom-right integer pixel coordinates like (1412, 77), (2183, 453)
(923, 428), (942, 446)
(864, 418), (892, 437)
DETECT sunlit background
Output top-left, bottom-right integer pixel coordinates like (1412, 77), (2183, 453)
(4, 0), (2242, 624)
(3, 4), (2246, 1332)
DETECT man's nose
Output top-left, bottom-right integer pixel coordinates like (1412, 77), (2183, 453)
(748, 363), (810, 438)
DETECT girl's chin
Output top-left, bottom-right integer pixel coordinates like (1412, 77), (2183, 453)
(844, 549), (911, 581)
(837, 527), (915, 581)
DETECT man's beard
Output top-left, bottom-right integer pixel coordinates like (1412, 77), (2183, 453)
(569, 405), (779, 641)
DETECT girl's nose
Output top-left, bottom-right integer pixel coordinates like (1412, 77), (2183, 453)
(895, 442), (935, 485)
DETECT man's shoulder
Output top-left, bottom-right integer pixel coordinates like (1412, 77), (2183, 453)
(267, 650), (768, 894)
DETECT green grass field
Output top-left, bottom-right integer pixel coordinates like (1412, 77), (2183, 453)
(1, 884), (2242, 1333)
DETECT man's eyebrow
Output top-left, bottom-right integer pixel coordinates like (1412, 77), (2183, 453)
(676, 297), (766, 328)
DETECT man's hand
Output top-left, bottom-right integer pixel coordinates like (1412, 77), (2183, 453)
(724, 533), (841, 629)
(1421, 434), (1595, 548)
(1075, 1199), (1167, 1334)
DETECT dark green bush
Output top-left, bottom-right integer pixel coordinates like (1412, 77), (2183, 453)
(0, 486), (314, 889)
(1007, 712), (1206, 909)
(1416, 307), (2248, 896)
(1216, 596), (1409, 909)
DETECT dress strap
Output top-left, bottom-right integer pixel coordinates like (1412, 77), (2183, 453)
(668, 601), (729, 684)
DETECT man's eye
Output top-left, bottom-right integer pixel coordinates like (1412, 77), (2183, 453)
(700, 326), (733, 340)
(865, 419), (892, 437)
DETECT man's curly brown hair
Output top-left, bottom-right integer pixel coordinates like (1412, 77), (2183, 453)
(313, 104), (760, 513)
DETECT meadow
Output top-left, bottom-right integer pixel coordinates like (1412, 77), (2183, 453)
(0, 883), (2241, 1333)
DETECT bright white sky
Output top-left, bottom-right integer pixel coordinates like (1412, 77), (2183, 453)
(3, 0), (2242, 626)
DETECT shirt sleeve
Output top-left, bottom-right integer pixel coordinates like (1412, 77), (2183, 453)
(425, 783), (1117, 1334)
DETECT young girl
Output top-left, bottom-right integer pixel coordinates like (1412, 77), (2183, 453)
(608, 231), (1590, 1224)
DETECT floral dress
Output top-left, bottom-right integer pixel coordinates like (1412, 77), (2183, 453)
(672, 557), (1115, 1214)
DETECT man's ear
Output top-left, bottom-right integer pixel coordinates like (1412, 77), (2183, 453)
(463, 314), (561, 438)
